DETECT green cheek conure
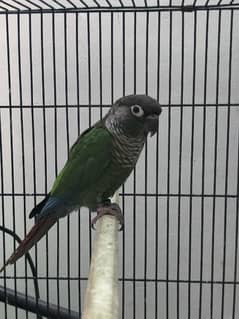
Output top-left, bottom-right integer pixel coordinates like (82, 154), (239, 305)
(0, 94), (162, 271)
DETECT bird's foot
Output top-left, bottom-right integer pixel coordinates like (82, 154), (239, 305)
(91, 203), (124, 231)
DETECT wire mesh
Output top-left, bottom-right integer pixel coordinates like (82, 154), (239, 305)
(0, 0), (239, 14)
(0, 2), (239, 319)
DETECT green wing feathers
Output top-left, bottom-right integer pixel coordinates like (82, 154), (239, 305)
(50, 126), (113, 205)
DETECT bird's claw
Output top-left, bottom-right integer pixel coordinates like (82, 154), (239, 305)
(91, 203), (124, 231)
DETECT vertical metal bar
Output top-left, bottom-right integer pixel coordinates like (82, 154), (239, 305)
(122, 11), (126, 319)
(110, 16), (117, 315)
(63, 11), (71, 316)
(28, 10), (39, 316)
(111, 12), (113, 103)
(75, 11), (82, 316)
(75, 12), (80, 137)
(166, 7), (172, 319)
(98, 12), (103, 119)
(155, 10), (161, 319)
(51, 10), (60, 317)
(52, 11), (57, 198)
(86, 11), (92, 258)
(221, 9), (233, 319)
(177, 10), (184, 319)
(133, 10), (137, 319)
(5, 13), (18, 319)
(199, 9), (209, 319)
(40, 10), (49, 315)
(188, 10), (197, 319)
(0, 112), (7, 319)
(232, 133), (239, 319)
(17, 11), (28, 318)
(133, 12), (136, 97)
(144, 9), (149, 319)
(210, 10), (221, 319)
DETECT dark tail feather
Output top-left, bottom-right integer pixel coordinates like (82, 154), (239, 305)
(0, 216), (57, 272)
(29, 194), (50, 219)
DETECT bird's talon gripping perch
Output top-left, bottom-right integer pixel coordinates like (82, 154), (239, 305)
(91, 203), (124, 231)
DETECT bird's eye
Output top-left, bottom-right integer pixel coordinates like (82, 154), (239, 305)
(130, 105), (144, 117)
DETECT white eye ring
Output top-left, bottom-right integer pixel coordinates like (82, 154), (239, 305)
(130, 105), (144, 117)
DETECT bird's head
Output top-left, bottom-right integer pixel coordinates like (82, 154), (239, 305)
(105, 95), (162, 138)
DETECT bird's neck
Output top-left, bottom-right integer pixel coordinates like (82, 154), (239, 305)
(104, 116), (126, 136)
(104, 115), (146, 168)
(104, 114), (145, 140)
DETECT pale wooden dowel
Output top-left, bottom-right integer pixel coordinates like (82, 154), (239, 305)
(82, 193), (120, 319)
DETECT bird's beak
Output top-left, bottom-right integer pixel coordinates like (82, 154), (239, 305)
(145, 114), (159, 137)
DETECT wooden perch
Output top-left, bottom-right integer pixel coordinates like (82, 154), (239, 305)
(82, 193), (120, 319)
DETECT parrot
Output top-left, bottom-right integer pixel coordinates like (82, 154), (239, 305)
(0, 94), (162, 272)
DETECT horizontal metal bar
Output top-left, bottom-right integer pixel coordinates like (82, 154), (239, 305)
(0, 192), (237, 198)
(122, 193), (238, 198)
(0, 285), (80, 319)
(0, 276), (238, 285)
(0, 103), (238, 109)
(0, 4), (239, 15)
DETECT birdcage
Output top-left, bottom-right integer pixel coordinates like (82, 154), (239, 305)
(0, 1), (239, 318)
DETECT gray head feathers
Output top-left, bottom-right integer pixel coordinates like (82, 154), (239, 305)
(105, 94), (162, 137)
